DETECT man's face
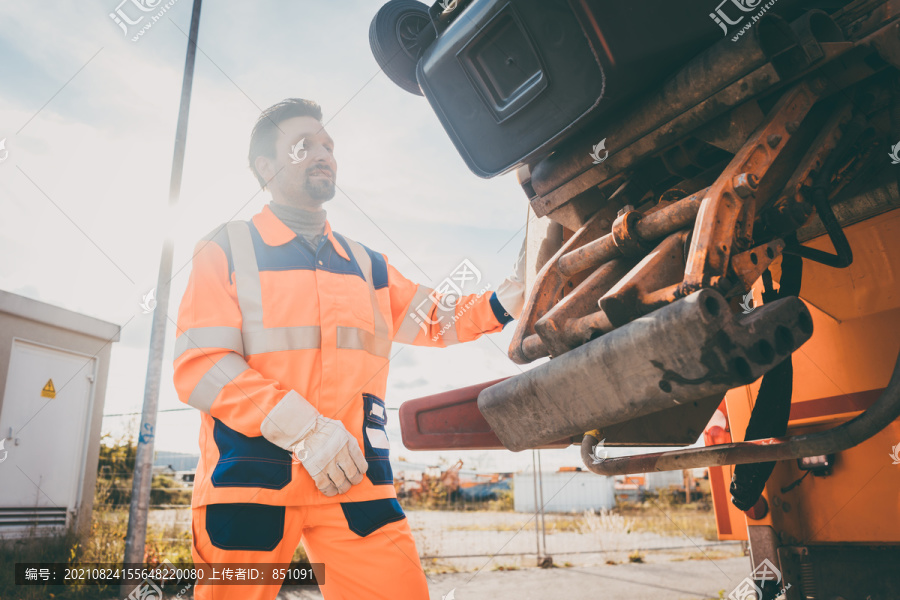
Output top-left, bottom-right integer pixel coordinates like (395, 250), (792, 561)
(263, 115), (337, 205)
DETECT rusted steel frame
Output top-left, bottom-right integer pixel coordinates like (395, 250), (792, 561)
(530, 15), (800, 202)
(729, 239), (787, 290)
(581, 349), (900, 475)
(598, 230), (691, 328)
(559, 189), (706, 277)
(508, 211), (611, 364)
(681, 78), (825, 292)
(532, 35), (855, 220)
(533, 62), (785, 218)
(765, 99), (855, 236)
(783, 110), (868, 268)
(533, 258), (635, 358)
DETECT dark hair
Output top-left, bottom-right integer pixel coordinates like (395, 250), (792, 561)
(248, 98), (323, 188)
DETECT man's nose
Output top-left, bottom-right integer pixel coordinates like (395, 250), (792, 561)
(310, 146), (336, 169)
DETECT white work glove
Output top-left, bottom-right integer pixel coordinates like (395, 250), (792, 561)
(494, 236), (527, 320)
(291, 416), (368, 497)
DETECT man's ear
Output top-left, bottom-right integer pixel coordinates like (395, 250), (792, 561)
(255, 154), (276, 187)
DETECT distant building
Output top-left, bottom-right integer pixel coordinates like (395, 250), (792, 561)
(514, 471), (615, 513)
(153, 451), (199, 472)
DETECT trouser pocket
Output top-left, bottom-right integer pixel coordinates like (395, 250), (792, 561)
(211, 419), (292, 489)
(361, 393), (393, 485)
(340, 498), (406, 537)
(206, 503), (285, 551)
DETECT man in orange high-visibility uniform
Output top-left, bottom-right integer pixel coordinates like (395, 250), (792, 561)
(172, 98), (526, 600)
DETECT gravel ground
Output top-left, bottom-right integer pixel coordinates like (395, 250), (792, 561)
(151, 508), (746, 599)
(274, 556), (751, 600)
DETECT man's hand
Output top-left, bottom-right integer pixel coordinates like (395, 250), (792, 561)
(291, 417), (368, 496)
(495, 236), (527, 320)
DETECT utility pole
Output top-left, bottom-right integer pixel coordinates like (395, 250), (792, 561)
(120, 0), (202, 595)
(531, 450), (542, 564)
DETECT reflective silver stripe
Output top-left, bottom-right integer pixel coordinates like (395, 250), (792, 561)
(226, 221), (264, 333)
(394, 284), (432, 345)
(174, 326), (245, 360)
(343, 239), (390, 337)
(187, 352), (250, 413)
(243, 326), (321, 355)
(336, 326), (392, 359)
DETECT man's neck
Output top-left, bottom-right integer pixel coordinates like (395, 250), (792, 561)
(267, 199), (328, 246)
(271, 197), (324, 212)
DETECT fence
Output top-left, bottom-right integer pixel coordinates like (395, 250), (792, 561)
(398, 450), (740, 571)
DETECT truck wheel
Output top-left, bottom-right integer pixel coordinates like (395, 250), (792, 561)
(369, 0), (432, 96)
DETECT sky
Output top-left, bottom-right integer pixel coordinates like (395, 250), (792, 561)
(0, 0), (601, 473)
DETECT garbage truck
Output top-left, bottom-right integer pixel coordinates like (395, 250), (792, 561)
(369, 1), (900, 597)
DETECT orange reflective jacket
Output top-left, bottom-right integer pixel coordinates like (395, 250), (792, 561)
(173, 204), (512, 507)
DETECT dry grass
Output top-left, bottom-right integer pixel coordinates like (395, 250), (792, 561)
(616, 502), (718, 541)
(422, 558), (463, 575)
(443, 504), (717, 541)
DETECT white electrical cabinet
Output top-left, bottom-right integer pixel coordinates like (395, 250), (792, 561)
(0, 290), (119, 540)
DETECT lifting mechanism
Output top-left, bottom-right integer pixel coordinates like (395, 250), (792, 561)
(397, 4), (900, 515)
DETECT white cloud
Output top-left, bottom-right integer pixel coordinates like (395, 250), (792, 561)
(0, 1), (539, 470)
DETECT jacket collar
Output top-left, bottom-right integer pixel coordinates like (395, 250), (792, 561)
(251, 204), (350, 261)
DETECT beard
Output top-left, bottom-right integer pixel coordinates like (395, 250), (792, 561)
(305, 171), (336, 201)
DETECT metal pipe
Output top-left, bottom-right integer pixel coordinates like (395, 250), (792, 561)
(567, 310), (613, 345)
(559, 189), (705, 277)
(581, 349), (900, 475)
(482, 289), (813, 452)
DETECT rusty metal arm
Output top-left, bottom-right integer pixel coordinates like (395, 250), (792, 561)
(581, 349), (900, 475)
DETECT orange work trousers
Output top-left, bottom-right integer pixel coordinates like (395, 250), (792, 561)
(190, 500), (429, 599)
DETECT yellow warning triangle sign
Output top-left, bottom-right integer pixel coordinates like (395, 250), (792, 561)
(41, 379), (56, 399)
